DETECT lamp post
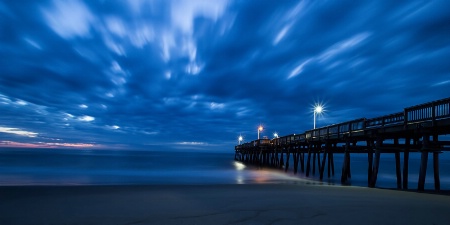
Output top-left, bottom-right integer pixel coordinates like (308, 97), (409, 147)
(257, 125), (263, 139)
(273, 132), (279, 139)
(313, 105), (323, 129)
(238, 135), (243, 145)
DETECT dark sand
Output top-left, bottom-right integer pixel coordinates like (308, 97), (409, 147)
(1, 184), (450, 225)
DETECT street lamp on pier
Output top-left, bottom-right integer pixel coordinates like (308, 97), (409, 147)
(257, 125), (263, 139)
(238, 135), (243, 145)
(313, 104), (324, 129)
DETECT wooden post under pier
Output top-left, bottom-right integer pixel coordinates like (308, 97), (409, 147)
(418, 135), (430, 191)
(330, 152), (335, 177)
(306, 147), (312, 177)
(300, 151), (305, 173)
(367, 140), (374, 187)
(395, 151), (402, 189)
(433, 134), (440, 191)
(285, 148), (290, 172)
(433, 152), (440, 191)
(293, 149), (300, 174)
(279, 149), (284, 169)
(394, 138), (402, 189)
(312, 151), (316, 175)
(403, 137), (410, 190)
(370, 138), (382, 188)
(316, 147), (321, 176)
(341, 140), (351, 184)
(319, 143), (329, 180)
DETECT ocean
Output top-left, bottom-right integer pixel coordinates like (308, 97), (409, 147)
(0, 148), (449, 190)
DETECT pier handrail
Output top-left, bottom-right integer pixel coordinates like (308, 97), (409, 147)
(365, 112), (404, 128)
(405, 97), (450, 125)
(304, 118), (366, 140)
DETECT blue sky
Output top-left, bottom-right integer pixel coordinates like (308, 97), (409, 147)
(0, 0), (449, 151)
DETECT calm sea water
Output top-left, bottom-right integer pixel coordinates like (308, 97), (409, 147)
(0, 148), (449, 190)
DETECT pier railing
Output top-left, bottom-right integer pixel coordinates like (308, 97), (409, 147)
(365, 112), (404, 128)
(405, 97), (450, 124)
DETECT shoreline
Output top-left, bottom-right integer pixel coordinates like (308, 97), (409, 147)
(1, 182), (449, 195)
(1, 183), (450, 225)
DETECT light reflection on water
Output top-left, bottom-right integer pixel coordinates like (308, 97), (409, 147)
(233, 161), (246, 171)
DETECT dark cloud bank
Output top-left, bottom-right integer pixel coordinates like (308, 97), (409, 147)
(0, 0), (449, 151)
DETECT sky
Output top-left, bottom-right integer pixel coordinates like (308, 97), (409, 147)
(0, 0), (449, 151)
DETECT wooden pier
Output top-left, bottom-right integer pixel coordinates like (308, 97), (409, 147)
(235, 97), (450, 191)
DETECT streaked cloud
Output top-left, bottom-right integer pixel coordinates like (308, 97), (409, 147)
(106, 125), (120, 130)
(0, 140), (97, 148)
(177, 142), (207, 146)
(318, 32), (371, 63)
(273, 24), (291, 45)
(78, 115), (95, 122)
(0, 1), (449, 150)
(0, 127), (38, 138)
(288, 59), (312, 79)
(42, 0), (95, 39)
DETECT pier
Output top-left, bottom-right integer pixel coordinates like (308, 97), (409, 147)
(235, 97), (450, 191)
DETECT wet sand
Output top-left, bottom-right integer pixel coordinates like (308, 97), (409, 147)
(1, 184), (450, 225)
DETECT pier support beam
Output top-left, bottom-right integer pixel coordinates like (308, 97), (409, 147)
(293, 146), (300, 174)
(285, 148), (290, 172)
(316, 148), (321, 176)
(274, 149), (278, 167)
(418, 151), (428, 191)
(433, 152), (440, 191)
(330, 152), (335, 176)
(370, 138), (382, 188)
(319, 143), (329, 180)
(279, 149), (284, 169)
(394, 138), (402, 190)
(259, 149), (263, 167)
(306, 147), (312, 177)
(331, 143), (336, 176)
(293, 149), (299, 174)
(403, 138), (410, 190)
(367, 140), (374, 187)
(312, 151), (316, 175)
(341, 140), (351, 184)
(346, 151), (351, 178)
(395, 151), (402, 189)
(327, 152), (331, 178)
(433, 134), (441, 191)
(300, 151), (305, 173)
(418, 135), (430, 191)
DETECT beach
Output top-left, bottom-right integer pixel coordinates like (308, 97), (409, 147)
(1, 149), (450, 224)
(1, 184), (450, 225)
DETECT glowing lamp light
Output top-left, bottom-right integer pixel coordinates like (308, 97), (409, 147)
(315, 105), (323, 113)
(238, 135), (243, 145)
(273, 132), (279, 138)
(313, 104), (325, 129)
